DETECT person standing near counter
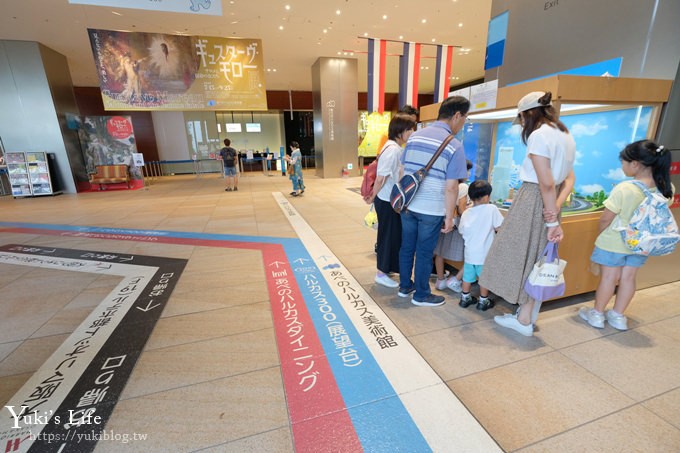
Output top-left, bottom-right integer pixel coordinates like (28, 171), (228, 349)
(481, 91), (575, 336)
(219, 138), (238, 191)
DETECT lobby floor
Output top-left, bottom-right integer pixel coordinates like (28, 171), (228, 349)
(1, 171), (679, 452)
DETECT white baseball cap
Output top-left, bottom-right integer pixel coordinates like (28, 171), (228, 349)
(512, 91), (551, 124)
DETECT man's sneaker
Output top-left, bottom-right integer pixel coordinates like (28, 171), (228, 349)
(606, 310), (629, 331)
(290, 192), (296, 195)
(398, 285), (415, 298)
(411, 294), (446, 307)
(476, 298), (495, 311)
(233, 187), (238, 191)
(435, 278), (448, 291)
(446, 277), (462, 293)
(459, 294), (476, 308)
(375, 273), (399, 288)
(225, 188), (232, 191)
(494, 313), (534, 336)
(578, 307), (605, 329)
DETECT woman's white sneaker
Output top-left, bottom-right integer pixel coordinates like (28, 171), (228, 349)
(494, 313), (534, 336)
(374, 274), (399, 288)
(446, 277), (462, 292)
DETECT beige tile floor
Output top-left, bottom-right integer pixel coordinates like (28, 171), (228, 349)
(1, 171), (679, 452)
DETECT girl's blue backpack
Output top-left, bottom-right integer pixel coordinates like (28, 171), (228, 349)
(612, 180), (679, 256)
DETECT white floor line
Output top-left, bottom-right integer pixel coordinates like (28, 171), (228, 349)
(273, 192), (501, 452)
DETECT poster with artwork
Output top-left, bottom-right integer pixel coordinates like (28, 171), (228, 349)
(75, 115), (142, 180)
(87, 29), (267, 111)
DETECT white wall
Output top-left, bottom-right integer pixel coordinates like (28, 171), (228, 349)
(151, 111), (191, 161)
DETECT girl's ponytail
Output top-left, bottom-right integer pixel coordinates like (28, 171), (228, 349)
(619, 140), (673, 198)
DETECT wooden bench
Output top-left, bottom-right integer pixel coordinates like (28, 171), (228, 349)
(89, 165), (130, 190)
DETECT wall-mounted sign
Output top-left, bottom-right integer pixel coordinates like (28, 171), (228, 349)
(87, 29), (267, 111)
(69, 0), (222, 16)
(132, 153), (145, 167)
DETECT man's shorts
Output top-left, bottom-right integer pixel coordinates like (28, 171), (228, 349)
(590, 246), (647, 268)
(463, 263), (483, 283)
(224, 166), (237, 176)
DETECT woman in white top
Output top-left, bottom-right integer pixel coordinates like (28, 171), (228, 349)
(364, 113), (417, 288)
(480, 91), (576, 336)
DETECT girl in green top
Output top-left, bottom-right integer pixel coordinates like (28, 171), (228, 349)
(580, 140), (673, 331)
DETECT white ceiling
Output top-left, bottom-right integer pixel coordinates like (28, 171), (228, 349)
(0, 0), (492, 94)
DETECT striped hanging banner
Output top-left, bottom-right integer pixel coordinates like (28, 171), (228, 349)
(399, 42), (421, 108)
(434, 45), (454, 103)
(367, 38), (387, 113)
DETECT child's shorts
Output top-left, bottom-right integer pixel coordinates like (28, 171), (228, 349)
(463, 263), (483, 283)
(590, 246), (647, 268)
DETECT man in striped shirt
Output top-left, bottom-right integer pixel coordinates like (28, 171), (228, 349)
(398, 96), (470, 307)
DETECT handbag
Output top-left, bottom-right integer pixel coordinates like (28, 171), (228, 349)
(364, 204), (378, 230)
(523, 242), (567, 302)
(390, 134), (455, 213)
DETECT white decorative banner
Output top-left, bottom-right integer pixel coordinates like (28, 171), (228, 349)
(68, 0), (222, 16)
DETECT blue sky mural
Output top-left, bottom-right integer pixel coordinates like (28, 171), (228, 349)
(492, 106), (652, 198)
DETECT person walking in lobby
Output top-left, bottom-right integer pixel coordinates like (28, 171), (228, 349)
(398, 96), (470, 307)
(481, 91), (575, 336)
(364, 113), (417, 288)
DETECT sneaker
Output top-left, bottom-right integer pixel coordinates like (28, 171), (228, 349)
(375, 274), (399, 288)
(290, 191), (296, 195)
(606, 310), (628, 331)
(435, 278), (448, 291)
(292, 192), (299, 197)
(476, 298), (495, 311)
(446, 277), (462, 292)
(411, 294), (446, 307)
(578, 307), (605, 329)
(233, 187), (238, 191)
(225, 188), (232, 191)
(397, 285), (415, 298)
(459, 294), (476, 308)
(494, 313), (534, 336)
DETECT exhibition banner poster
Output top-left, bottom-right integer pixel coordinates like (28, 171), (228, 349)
(357, 111), (392, 157)
(69, 0), (222, 16)
(87, 29), (267, 111)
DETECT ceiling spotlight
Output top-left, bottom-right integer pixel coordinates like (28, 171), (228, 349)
(399, 35), (403, 40)
(382, 14), (388, 20)
(421, 19), (427, 24)
(285, 4), (290, 10)
(279, 25), (284, 30)
(323, 29), (328, 33)
(336, 9), (341, 15)
(458, 22), (463, 27)
(364, 32), (369, 37)
(273, 69), (277, 72)
(431, 38), (436, 42)
(112, 11), (122, 16)
(337, 51), (341, 55)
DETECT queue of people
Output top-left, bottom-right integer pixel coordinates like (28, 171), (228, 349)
(366, 92), (675, 337)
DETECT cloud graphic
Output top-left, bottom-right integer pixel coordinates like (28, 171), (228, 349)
(574, 150), (584, 166)
(579, 184), (605, 195)
(603, 167), (627, 181)
(614, 141), (627, 151)
(628, 110), (651, 134)
(570, 121), (608, 137)
(591, 149), (602, 158)
(504, 125), (522, 137)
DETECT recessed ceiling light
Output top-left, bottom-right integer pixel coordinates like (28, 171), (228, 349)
(363, 32), (368, 37)
(285, 4), (290, 10)
(458, 22), (463, 27)
(230, 20), (238, 24)
(337, 51), (341, 55)
(279, 25), (284, 30)
(399, 35), (403, 40)
(421, 19), (427, 24)
(382, 14), (388, 20)
(323, 29), (327, 33)
(273, 69), (277, 72)
(336, 9), (341, 15)
(431, 38), (436, 42)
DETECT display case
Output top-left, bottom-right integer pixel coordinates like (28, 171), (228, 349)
(420, 75), (676, 298)
(6, 152), (62, 197)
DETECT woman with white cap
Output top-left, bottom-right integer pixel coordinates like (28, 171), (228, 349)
(480, 91), (576, 336)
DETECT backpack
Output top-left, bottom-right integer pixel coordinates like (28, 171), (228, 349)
(612, 180), (679, 256)
(361, 143), (388, 199)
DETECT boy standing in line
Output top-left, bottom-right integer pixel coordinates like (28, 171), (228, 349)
(457, 180), (504, 311)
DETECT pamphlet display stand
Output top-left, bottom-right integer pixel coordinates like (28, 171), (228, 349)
(6, 151), (62, 197)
